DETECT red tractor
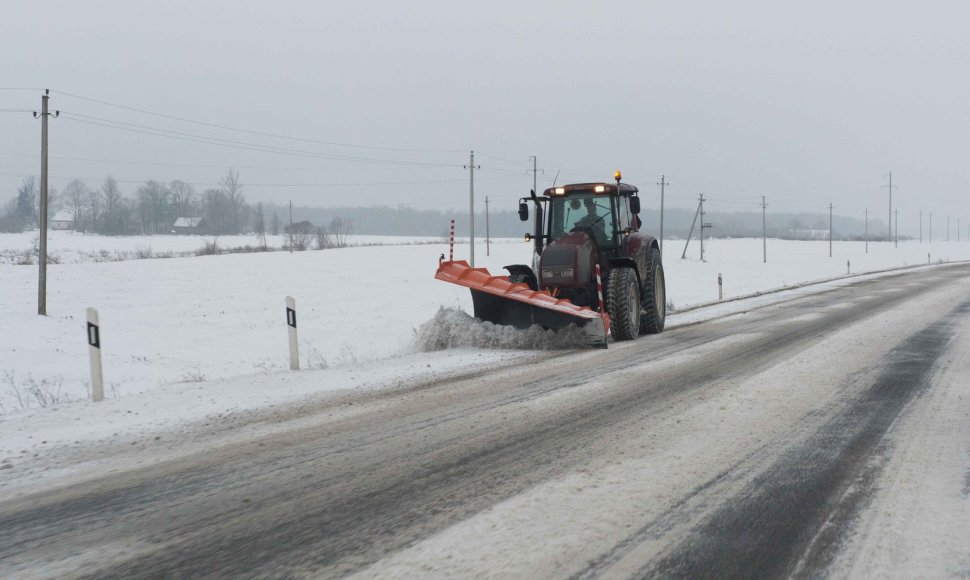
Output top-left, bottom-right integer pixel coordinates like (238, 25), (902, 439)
(436, 172), (665, 346)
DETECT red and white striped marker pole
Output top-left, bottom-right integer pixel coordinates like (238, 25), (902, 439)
(595, 264), (608, 341)
(595, 264), (606, 314)
(449, 218), (455, 262)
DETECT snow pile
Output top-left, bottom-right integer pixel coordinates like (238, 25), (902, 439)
(415, 307), (591, 351)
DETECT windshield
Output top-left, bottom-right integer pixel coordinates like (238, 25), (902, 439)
(549, 194), (615, 247)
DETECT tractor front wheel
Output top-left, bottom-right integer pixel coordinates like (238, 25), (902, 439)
(639, 247), (666, 335)
(606, 267), (640, 341)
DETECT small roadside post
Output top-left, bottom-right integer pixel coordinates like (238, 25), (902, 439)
(718, 273), (723, 301)
(286, 296), (299, 370)
(86, 307), (104, 402)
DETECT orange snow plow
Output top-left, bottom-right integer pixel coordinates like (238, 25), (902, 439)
(435, 260), (610, 347)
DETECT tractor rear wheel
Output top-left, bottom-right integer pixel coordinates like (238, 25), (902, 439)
(606, 267), (640, 341)
(639, 247), (666, 335)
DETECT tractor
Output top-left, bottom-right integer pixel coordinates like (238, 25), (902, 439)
(436, 172), (665, 345)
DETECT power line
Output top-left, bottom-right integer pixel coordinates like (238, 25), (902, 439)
(474, 152), (529, 166)
(0, 171), (468, 188)
(52, 89), (464, 154)
(58, 114), (461, 168)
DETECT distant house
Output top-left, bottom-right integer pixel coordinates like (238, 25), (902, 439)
(51, 211), (74, 231)
(172, 217), (204, 234)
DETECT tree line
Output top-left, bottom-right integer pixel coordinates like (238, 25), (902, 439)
(0, 169), (271, 236)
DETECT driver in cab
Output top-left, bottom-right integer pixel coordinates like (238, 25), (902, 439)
(573, 197), (607, 246)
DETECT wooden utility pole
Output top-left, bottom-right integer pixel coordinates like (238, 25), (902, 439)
(895, 208), (898, 248)
(33, 90), (58, 315)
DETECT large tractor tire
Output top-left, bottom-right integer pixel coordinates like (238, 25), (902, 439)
(639, 247), (666, 335)
(606, 267), (641, 341)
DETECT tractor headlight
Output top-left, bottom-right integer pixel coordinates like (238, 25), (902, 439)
(561, 268), (574, 278)
(541, 269), (555, 279)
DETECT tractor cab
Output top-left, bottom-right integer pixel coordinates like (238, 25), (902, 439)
(518, 180), (642, 259)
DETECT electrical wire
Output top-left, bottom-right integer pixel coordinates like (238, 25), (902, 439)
(52, 90), (464, 154)
(58, 114), (461, 168)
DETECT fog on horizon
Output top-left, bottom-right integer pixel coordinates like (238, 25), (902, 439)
(2, 0), (969, 237)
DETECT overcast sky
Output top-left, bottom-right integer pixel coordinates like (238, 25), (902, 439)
(3, 0), (969, 233)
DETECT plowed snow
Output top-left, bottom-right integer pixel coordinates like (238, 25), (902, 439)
(415, 307), (591, 351)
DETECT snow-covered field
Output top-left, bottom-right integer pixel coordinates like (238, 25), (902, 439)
(1, 229), (969, 420)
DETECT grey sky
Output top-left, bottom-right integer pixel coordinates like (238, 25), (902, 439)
(3, 0), (969, 233)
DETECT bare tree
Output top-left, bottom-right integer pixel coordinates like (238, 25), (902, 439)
(220, 169), (246, 234)
(169, 180), (197, 218)
(16, 177), (37, 227)
(314, 226), (332, 249)
(287, 221), (314, 251)
(99, 176), (125, 233)
(202, 189), (230, 234)
(63, 179), (90, 228)
(136, 180), (170, 234)
(253, 202), (267, 249)
(329, 216), (353, 248)
(0, 197), (26, 232)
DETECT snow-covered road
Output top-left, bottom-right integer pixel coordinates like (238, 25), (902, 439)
(2, 263), (969, 578)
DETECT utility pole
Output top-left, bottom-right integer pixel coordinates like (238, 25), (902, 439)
(33, 89), (58, 316)
(865, 208), (869, 254)
(528, 155), (543, 195)
(883, 172), (896, 243)
(657, 175), (668, 253)
(699, 195), (713, 262)
(465, 151), (479, 267)
(895, 208), (898, 248)
(829, 203), (834, 257)
(485, 196), (490, 256)
(681, 195), (702, 260)
(761, 195), (767, 263)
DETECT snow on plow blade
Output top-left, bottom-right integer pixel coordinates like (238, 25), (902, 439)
(435, 260), (610, 347)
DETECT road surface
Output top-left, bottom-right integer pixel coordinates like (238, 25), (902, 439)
(2, 264), (970, 578)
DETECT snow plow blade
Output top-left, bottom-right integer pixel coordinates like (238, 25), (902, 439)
(435, 260), (610, 347)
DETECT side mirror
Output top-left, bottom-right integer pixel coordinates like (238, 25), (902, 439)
(629, 196), (641, 215)
(518, 202), (529, 221)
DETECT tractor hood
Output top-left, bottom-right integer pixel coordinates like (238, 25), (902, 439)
(539, 232), (595, 288)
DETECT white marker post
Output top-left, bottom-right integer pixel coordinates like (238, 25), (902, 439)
(286, 296), (299, 370)
(86, 307), (104, 402)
